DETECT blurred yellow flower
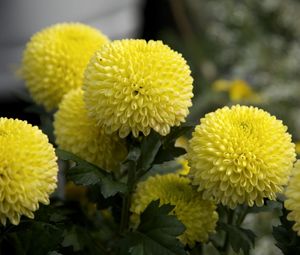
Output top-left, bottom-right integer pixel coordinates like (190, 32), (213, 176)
(131, 174), (218, 247)
(54, 88), (127, 171)
(212, 79), (261, 103)
(0, 118), (58, 225)
(83, 39), (193, 138)
(188, 105), (296, 208)
(295, 142), (300, 154)
(22, 23), (109, 111)
(285, 161), (300, 235)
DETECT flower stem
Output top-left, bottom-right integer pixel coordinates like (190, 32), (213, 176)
(120, 163), (136, 234)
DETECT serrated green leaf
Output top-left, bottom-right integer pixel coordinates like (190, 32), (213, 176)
(7, 221), (63, 255)
(219, 222), (255, 255)
(121, 200), (186, 255)
(56, 149), (127, 197)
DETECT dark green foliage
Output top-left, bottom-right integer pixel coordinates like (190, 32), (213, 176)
(56, 149), (127, 197)
(120, 201), (186, 255)
(273, 207), (300, 255)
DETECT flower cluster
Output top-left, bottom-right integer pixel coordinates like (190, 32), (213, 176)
(17, 21), (300, 252)
(0, 118), (58, 225)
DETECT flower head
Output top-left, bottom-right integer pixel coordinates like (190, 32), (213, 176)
(22, 23), (109, 110)
(212, 79), (261, 103)
(83, 39), (193, 138)
(188, 105), (296, 208)
(285, 161), (300, 235)
(131, 174), (218, 247)
(54, 88), (127, 171)
(0, 118), (58, 225)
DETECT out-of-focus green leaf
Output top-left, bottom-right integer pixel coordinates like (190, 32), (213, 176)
(140, 160), (182, 181)
(273, 207), (300, 255)
(219, 222), (256, 255)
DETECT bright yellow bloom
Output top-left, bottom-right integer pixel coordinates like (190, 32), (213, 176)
(188, 105), (296, 208)
(212, 79), (261, 103)
(0, 118), (58, 225)
(22, 23), (109, 111)
(54, 88), (127, 171)
(131, 174), (218, 247)
(285, 161), (300, 235)
(83, 39), (193, 138)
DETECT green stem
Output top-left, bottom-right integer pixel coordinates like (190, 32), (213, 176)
(219, 209), (234, 255)
(120, 164), (136, 233)
(235, 206), (248, 226)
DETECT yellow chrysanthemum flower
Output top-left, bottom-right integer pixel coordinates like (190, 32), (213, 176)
(285, 161), (300, 235)
(0, 118), (58, 225)
(83, 39), (193, 138)
(22, 23), (109, 111)
(131, 174), (218, 247)
(212, 79), (261, 103)
(54, 88), (127, 171)
(188, 105), (296, 209)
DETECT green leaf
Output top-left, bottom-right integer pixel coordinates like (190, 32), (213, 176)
(139, 131), (162, 171)
(273, 207), (300, 255)
(121, 200), (186, 255)
(7, 221), (63, 255)
(56, 149), (127, 198)
(247, 200), (282, 214)
(140, 160), (182, 181)
(162, 125), (194, 146)
(219, 222), (256, 255)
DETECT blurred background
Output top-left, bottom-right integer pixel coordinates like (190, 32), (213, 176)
(1, 1), (300, 254)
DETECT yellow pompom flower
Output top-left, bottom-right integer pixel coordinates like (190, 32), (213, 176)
(83, 39), (193, 138)
(0, 118), (58, 225)
(54, 88), (127, 171)
(212, 79), (261, 103)
(285, 161), (300, 235)
(131, 174), (218, 247)
(188, 105), (296, 208)
(22, 23), (109, 111)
